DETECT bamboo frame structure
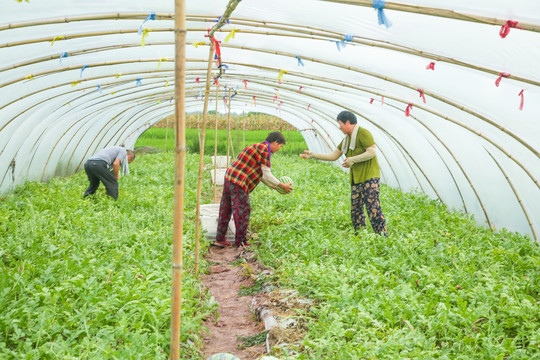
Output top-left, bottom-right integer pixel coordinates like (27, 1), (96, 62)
(170, 0), (186, 358)
(194, 44), (215, 277)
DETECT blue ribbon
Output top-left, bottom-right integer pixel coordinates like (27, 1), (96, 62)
(59, 52), (68, 64)
(136, 77), (142, 87)
(198, 88), (202, 98)
(80, 65), (88, 78)
(218, 64), (229, 73)
(97, 84), (102, 94)
(344, 33), (354, 42)
(373, 0), (392, 28)
(138, 12), (156, 35)
(296, 55), (304, 66)
(333, 40), (342, 51)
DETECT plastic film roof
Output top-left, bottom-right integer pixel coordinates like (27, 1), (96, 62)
(1, 0), (539, 240)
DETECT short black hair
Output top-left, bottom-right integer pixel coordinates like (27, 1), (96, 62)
(337, 110), (357, 125)
(266, 131), (286, 144)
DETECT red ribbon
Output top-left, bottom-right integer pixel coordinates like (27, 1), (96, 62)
(426, 62), (435, 70)
(243, 80), (248, 89)
(495, 72), (511, 87)
(370, 98), (374, 104)
(252, 96), (256, 106)
(299, 86), (304, 92)
(273, 95), (277, 103)
(195, 77), (200, 84)
(405, 103), (413, 117)
(500, 20), (523, 38)
(381, 96), (384, 106)
(518, 90), (524, 111)
(417, 88), (426, 103)
(307, 104), (310, 110)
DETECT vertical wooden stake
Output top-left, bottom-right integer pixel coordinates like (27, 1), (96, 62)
(170, 0), (186, 358)
(213, 86), (219, 203)
(165, 116), (169, 152)
(226, 88), (232, 167)
(194, 42), (215, 277)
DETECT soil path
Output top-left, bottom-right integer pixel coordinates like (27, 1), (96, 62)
(200, 245), (267, 359)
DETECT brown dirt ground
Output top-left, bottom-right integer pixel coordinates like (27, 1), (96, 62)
(200, 184), (267, 360)
(200, 246), (267, 360)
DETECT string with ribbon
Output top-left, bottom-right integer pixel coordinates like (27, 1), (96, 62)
(518, 90), (525, 111)
(50, 36), (65, 46)
(158, 58), (167, 69)
(80, 65), (88, 78)
(495, 72), (511, 87)
(243, 80), (248, 89)
(25, 75), (34, 80)
(59, 52), (68, 64)
(138, 12), (156, 35)
(115, 73), (122, 78)
(97, 85), (102, 94)
(417, 88), (426, 103)
(192, 42), (206, 48)
(224, 29), (237, 43)
(426, 62), (435, 70)
(500, 20), (523, 38)
(141, 29), (151, 47)
(71, 81), (81, 87)
(405, 103), (413, 117)
(372, 0), (392, 28)
(277, 69), (287, 84)
(296, 55), (304, 67)
(217, 64), (229, 73)
(213, 76), (220, 87)
(136, 78), (142, 87)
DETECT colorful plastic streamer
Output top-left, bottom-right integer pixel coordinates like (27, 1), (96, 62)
(97, 85), (102, 94)
(426, 62), (435, 70)
(405, 103), (413, 116)
(417, 88), (426, 103)
(296, 55), (305, 66)
(500, 20), (523, 38)
(224, 29), (237, 43)
(80, 65), (88, 78)
(372, 0), (392, 28)
(495, 72), (510, 87)
(59, 52), (68, 64)
(518, 90), (525, 111)
(277, 69), (287, 84)
(136, 78), (142, 87)
(138, 12), (156, 35)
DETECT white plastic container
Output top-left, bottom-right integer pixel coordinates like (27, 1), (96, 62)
(210, 168), (226, 185)
(211, 155), (231, 168)
(199, 204), (236, 241)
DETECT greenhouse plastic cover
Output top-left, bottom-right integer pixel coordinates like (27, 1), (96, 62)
(1, 0), (539, 241)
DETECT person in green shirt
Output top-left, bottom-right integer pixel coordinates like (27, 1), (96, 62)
(300, 110), (387, 236)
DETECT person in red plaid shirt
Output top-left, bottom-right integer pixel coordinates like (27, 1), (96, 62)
(215, 131), (293, 247)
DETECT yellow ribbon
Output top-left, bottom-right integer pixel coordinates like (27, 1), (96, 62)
(164, 80), (169, 87)
(277, 69), (287, 81)
(192, 42), (206, 48)
(158, 58), (167, 69)
(15, 0), (30, 2)
(224, 29), (237, 43)
(115, 73), (122, 78)
(141, 29), (151, 47)
(50, 36), (65, 46)
(25, 75), (34, 80)
(71, 81), (81, 87)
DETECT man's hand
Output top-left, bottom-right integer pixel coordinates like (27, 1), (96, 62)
(299, 150), (314, 159)
(277, 182), (293, 194)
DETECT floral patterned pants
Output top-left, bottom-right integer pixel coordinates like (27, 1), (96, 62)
(351, 178), (387, 236)
(216, 179), (251, 246)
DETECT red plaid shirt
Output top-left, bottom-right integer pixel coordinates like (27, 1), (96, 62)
(225, 142), (271, 193)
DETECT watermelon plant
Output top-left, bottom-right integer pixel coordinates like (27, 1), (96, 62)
(249, 153), (540, 359)
(0, 152), (216, 359)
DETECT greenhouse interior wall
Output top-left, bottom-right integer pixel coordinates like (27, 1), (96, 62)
(1, 0), (539, 241)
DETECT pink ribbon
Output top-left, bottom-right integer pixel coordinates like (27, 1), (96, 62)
(500, 20), (523, 38)
(518, 90), (525, 111)
(495, 72), (511, 87)
(418, 89), (426, 103)
(426, 62), (435, 70)
(405, 103), (413, 117)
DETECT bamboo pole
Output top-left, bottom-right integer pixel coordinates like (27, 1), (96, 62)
(165, 116), (169, 152)
(213, 86), (219, 203)
(170, 0), (186, 357)
(226, 88), (232, 166)
(242, 110), (246, 149)
(194, 43), (216, 278)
